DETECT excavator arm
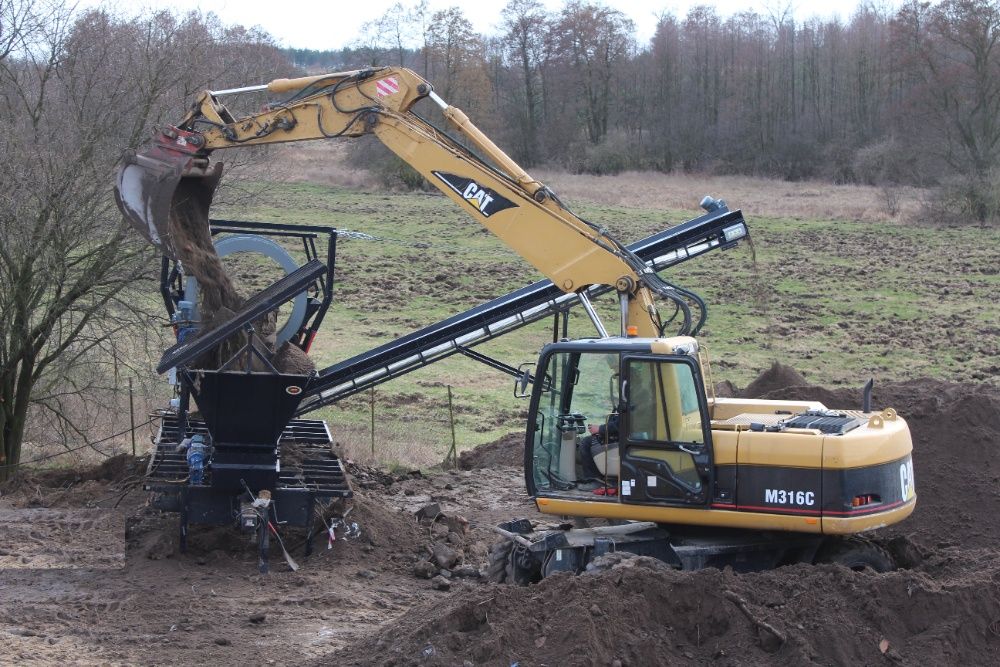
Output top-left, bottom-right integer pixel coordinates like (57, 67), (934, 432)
(116, 66), (706, 337)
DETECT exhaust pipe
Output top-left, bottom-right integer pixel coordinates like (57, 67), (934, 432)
(862, 377), (874, 413)
(114, 128), (222, 259)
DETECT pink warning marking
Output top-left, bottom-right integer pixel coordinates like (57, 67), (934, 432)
(375, 77), (400, 97)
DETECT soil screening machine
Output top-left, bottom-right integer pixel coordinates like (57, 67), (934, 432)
(116, 66), (915, 574)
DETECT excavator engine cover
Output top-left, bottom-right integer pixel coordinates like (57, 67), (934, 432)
(115, 128), (221, 259)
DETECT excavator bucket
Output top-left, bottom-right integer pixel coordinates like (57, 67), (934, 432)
(115, 138), (222, 259)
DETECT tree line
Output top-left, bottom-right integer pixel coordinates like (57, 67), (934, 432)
(288, 0), (1000, 223)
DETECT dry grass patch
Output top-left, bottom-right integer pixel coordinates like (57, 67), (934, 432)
(534, 169), (927, 224)
(246, 143), (378, 190)
(253, 143), (927, 224)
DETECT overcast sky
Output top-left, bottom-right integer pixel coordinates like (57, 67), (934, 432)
(92, 0), (884, 52)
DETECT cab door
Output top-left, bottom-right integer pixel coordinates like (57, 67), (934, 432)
(618, 355), (713, 506)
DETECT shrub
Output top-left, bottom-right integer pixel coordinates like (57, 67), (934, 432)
(921, 173), (1000, 225)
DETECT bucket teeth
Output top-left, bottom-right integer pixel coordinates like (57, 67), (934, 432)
(114, 146), (222, 259)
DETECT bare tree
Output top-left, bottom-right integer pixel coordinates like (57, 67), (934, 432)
(500, 0), (547, 164)
(0, 2), (289, 480)
(552, 1), (634, 145)
(426, 7), (481, 102)
(894, 0), (1000, 220)
(357, 2), (414, 68)
(408, 0), (431, 76)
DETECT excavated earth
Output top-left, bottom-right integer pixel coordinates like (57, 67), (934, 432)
(1, 367), (998, 666)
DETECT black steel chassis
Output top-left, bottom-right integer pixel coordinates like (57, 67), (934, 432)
(146, 415), (352, 562)
(150, 220), (345, 572)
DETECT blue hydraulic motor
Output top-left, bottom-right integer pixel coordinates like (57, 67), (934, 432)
(186, 434), (208, 484)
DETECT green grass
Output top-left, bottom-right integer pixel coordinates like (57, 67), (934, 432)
(213, 182), (1000, 467)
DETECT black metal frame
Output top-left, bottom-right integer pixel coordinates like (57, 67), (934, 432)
(159, 219), (337, 353)
(150, 220), (345, 572)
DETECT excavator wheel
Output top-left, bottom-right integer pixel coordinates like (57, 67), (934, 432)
(815, 537), (895, 573)
(486, 541), (511, 583)
(487, 540), (541, 585)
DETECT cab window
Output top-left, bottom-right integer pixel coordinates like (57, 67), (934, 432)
(529, 350), (618, 491)
(626, 359), (705, 445)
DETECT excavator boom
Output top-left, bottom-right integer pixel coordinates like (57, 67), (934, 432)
(115, 66), (707, 338)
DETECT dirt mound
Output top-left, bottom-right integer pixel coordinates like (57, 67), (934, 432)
(328, 368), (1000, 665)
(1, 454), (147, 510)
(458, 433), (524, 470)
(272, 340), (316, 374)
(740, 361), (810, 399)
(348, 492), (428, 563)
(126, 487), (434, 572)
(741, 364), (1000, 548)
(335, 548), (1000, 666)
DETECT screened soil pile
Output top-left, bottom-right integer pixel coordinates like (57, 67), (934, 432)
(335, 548), (1000, 666)
(129, 488), (432, 573)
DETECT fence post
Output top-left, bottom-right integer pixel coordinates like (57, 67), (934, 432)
(445, 385), (457, 469)
(369, 387), (376, 459)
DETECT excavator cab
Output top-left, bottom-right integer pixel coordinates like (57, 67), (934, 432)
(524, 337), (714, 509)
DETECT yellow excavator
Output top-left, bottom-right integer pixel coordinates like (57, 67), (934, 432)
(117, 66), (915, 576)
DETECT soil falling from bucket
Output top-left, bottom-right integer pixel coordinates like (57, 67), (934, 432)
(166, 177), (314, 373)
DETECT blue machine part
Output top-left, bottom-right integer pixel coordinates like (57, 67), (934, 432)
(173, 300), (198, 343)
(186, 434), (208, 485)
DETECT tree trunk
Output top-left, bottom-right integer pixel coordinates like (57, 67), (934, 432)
(0, 359), (34, 483)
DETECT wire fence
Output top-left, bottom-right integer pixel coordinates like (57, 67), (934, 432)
(2, 374), (163, 474)
(1, 417), (158, 470)
(330, 380), (527, 471)
(5, 379), (490, 475)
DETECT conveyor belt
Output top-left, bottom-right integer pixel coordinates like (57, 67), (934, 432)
(295, 208), (748, 415)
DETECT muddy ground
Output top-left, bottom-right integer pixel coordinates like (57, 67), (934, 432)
(1, 368), (998, 666)
(0, 458), (539, 666)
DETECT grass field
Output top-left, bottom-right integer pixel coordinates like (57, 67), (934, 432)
(207, 171), (999, 468)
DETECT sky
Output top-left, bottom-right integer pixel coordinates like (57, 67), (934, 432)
(91, 0), (882, 52)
